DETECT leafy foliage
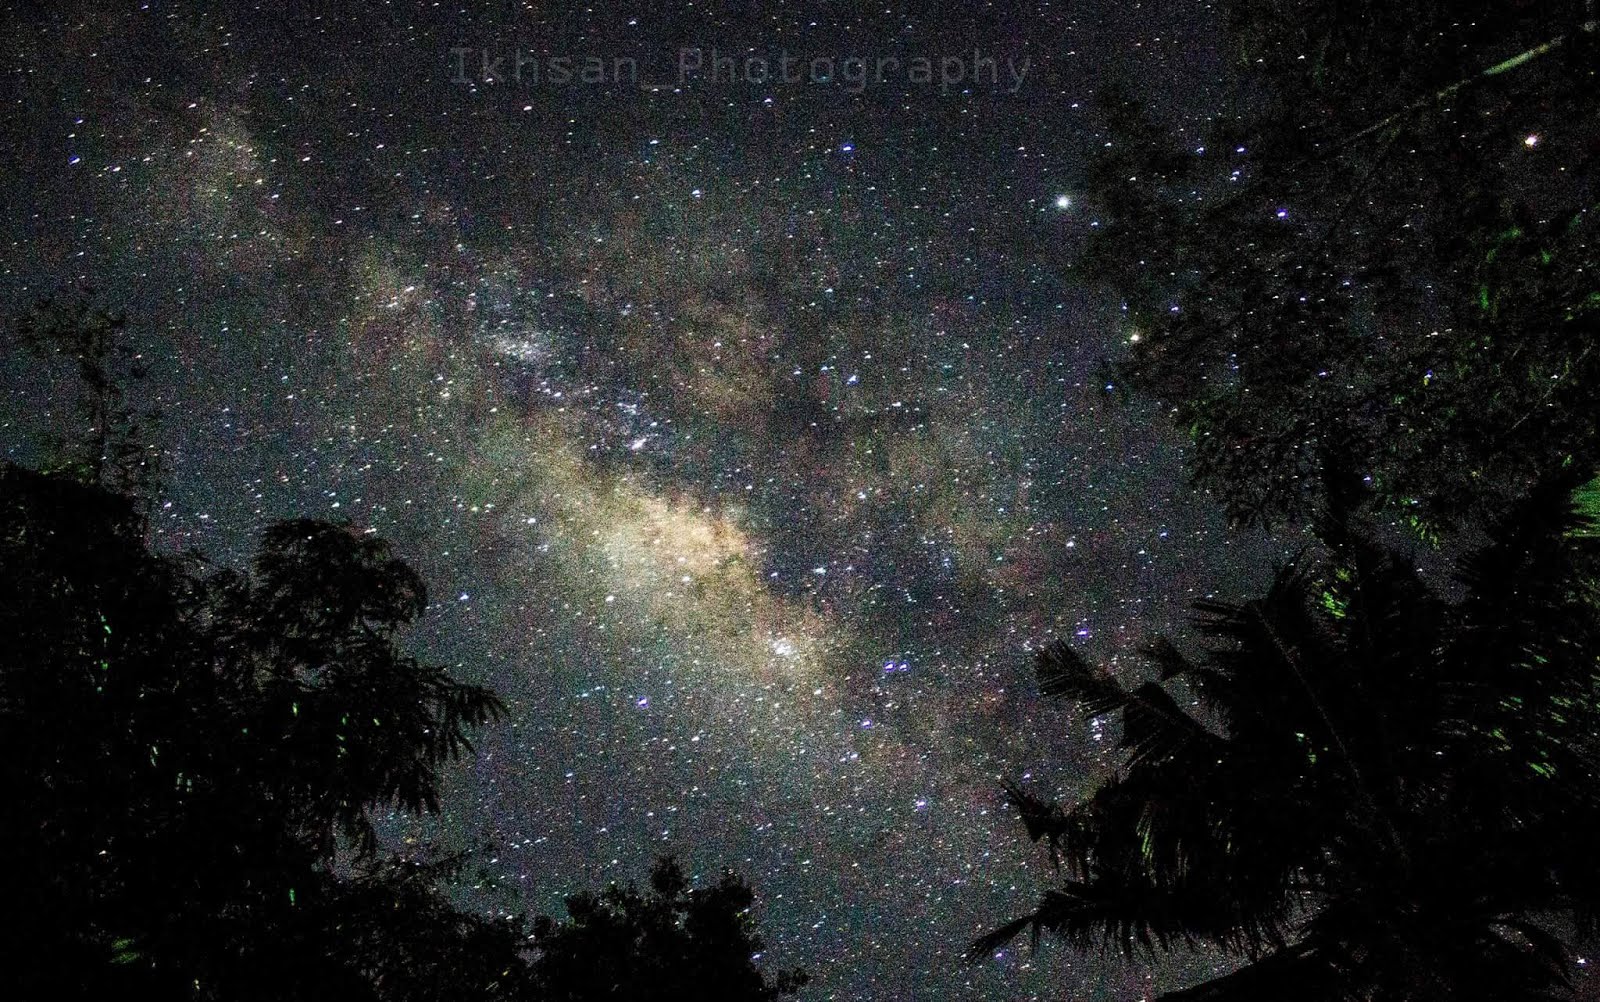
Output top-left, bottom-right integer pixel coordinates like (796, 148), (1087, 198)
(528, 856), (809, 1002)
(0, 301), (809, 1000)
(1077, 1), (1600, 530)
(13, 294), (163, 499)
(0, 462), (514, 1000)
(974, 475), (1600, 1000)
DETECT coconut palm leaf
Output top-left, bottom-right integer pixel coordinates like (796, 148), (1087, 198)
(1035, 640), (1127, 714)
(978, 466), (1600, 999)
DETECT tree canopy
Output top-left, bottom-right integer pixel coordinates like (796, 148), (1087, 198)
(973, 4), (1600, 996)
(1077, 0), (1600, 531)
(973, 473), (1600, 999)
(0, 461), (520, 1000)
(0, 458), (811, 1000)
(0, 300), (808, 1000)
(528, 856), (809, 1002)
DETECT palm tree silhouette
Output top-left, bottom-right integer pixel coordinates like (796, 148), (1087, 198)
(973, 474), (1600, 1000)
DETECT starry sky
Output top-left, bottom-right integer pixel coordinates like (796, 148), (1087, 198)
(1, 3), (1285, 998)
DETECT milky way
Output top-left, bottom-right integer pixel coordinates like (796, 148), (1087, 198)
(1, 4), (1280, 998)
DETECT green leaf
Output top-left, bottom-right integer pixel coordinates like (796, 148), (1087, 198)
(110, 936), (141, 964)
(1571, 474), (1600, 538)
(1320, 589), (1349, 619)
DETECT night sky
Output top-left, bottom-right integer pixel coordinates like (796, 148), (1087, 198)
(1, 3), (1287, 998)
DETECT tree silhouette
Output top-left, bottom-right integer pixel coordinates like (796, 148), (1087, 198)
(14, 294), (163, 499)
(0, 461), (519, 1000)
(2, 300), (810, 1001)
(528, 856), (809, 1002)
(972, 476), (1600, 999)
(1073, 1), (1600, 531)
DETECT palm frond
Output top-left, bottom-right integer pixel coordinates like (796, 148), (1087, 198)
(1156, 942), (1336, 1002)
(1000, 779), (1070, 848)
(968, 879), (1251, 964)
(963, 914), (1041, 964)
(1143, 636), (1197, 682)
(1121, 681), (1217, 767)
(1035, 640), (1127, 716)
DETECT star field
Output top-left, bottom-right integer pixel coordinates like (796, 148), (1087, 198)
(0, 3), (1279, 998)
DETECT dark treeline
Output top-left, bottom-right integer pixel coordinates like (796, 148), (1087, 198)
(973, 472), (1600, 999)
(6, 1), (1600, 1000)
(971, 1), (1600, 1000)
(0, 309), (807, 1000)
(1079, 0), (1600, 533)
